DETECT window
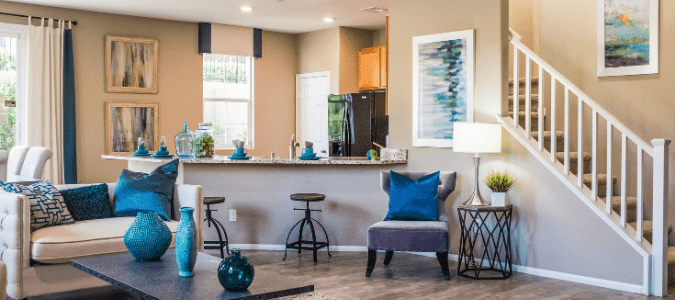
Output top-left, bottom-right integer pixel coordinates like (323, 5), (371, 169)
(203, 54), (254, 149)
(0, 23), (26, 151)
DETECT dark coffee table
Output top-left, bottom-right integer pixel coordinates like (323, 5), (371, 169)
(71, 249), (313, 300)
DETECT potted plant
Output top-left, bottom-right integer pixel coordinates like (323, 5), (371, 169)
(483, 170), (517, 206)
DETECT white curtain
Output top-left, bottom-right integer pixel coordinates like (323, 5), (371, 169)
(26, 18), (64, 184)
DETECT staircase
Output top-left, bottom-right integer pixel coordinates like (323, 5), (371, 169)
(501, 29), (671, 296)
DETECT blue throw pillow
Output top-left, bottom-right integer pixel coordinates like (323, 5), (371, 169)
(61, 183), (113, 221)
(114, 159), (179, 221)
(0, 180), (75, 231)
(385, 171), (440, 221)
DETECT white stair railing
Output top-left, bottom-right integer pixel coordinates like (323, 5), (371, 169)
(502, 28), (669, 296)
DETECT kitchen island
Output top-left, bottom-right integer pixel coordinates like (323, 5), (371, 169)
(101, 152), (423, 252)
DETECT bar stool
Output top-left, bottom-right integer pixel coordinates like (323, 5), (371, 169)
(283, 193), (332, 263)
(203, 196), (229, 258)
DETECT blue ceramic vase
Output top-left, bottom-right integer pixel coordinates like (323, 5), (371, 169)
(124, 212), (172, 261)
(218, 248), (255, 291)
(176, 207), (198, 277)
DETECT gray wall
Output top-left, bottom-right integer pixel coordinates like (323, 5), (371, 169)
(387, 0), (643, 285)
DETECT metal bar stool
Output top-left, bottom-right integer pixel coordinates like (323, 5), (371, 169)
(203, 196), (229, 258)
(283, 193), (332, 263)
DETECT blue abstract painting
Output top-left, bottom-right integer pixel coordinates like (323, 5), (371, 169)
(413, 30), (474, 147)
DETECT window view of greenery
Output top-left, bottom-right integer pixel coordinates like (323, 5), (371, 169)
(203, 54), (252, 148)
(0, 36), (17, 151)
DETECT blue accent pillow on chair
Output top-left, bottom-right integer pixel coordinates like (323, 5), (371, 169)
(0, 180), (75, 231)
(61, 183), (113, 221)
(114, 159), (179, 221)
(385, 171), (440, 221)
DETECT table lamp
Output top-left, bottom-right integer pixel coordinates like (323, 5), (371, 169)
(453, 122), (502, 206)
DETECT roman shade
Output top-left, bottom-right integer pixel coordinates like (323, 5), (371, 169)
(199, 23), (262, 58)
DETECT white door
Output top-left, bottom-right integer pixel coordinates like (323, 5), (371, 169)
(296, 72), (330, 157)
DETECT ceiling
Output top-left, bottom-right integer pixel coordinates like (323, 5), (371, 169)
(5, 0), (390, 34)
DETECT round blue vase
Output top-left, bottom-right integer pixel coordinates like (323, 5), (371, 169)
(176, 207), (198, 277)
(218, 248), (255, 291)
(124, 212), (172, 261)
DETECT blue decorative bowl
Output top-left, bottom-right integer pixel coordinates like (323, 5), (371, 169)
(218, 249), (255, 291)
(124, 212), (172, 261)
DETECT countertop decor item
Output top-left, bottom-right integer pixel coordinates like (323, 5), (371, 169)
(153, 136), (171, 157)
(105, 36), (158, 94)
(175, 121), (195, 158)
(453, 122), (502, 206)
(106, 102), (159, 154)
(484, 170), (516, 206)
(134, 137), (150, 156)
(218, 248), (255, 291)
(176, 207), (198, 277)
(124, 212), (172, 261)
(366, 149), (378, 160)
(195, 123), (215, 157)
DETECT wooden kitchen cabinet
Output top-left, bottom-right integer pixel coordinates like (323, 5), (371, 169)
(358, 46), (387, 90)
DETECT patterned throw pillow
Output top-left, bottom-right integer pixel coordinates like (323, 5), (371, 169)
(0, 181), (75, 231)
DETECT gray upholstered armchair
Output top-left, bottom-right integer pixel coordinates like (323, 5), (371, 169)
(366, 171), (457, 280)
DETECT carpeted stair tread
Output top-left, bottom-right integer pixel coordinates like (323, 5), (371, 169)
(555, 151), (592, 162)
(531, 131), (564, 140)
(600, 196), (638, 223)
(582, 173), (616, 186)
(508, 111), (540, 118)
(508, 94), (539, 106)
(509, 77), (539, 86)
(628, 220), (673, 244)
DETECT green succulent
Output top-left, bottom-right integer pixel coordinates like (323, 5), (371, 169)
(483, 170), (516, 192)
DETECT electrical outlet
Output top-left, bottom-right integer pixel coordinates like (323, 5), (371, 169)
(229, 209), (237, 222)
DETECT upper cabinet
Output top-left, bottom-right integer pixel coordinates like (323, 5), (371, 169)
(358, 46), (387, 90)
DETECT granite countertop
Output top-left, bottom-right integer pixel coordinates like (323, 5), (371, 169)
(102, 149), (407, 165)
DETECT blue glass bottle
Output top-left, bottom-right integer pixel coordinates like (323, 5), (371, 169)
(218, 248), (255, 291)
(176, 207), (197, 277)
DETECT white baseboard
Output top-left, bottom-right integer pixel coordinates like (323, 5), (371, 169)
(223, 245), (644, 294)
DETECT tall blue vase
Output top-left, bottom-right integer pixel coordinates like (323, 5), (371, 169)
(124, 212), (172, 261)
(176, 207), (197, 277)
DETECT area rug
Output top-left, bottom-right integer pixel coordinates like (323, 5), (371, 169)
(277, 291), (341, 300)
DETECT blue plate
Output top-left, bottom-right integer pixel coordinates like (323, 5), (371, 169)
(298, 156), (321, 160)
(152, 154), (174, 158)
(228, 156), (251, 160)
(133, 153), (151, 157)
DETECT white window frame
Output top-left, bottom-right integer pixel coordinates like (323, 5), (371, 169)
(0, 22), (27, 147)
(203, 54), (255, 149)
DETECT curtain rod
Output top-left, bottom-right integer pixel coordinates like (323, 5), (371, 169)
(0, 12), (77, 26)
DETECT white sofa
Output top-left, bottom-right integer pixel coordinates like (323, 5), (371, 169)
(0, 183), (204, 300)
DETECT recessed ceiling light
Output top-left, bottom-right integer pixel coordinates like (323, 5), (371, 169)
(322, 17), (335, 23)
(240, 6), (253, 12)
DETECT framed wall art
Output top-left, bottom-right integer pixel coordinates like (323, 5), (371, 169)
(105, 36), (159, 93)
(597, 0), (658, 77)
(412, 29), (474, 148)
(106, 102), (159, 154)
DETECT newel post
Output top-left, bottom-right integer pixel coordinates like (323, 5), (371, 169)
(652, 139), (670, 296)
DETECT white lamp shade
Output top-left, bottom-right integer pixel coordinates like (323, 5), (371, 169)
(452, 122), (502, 153)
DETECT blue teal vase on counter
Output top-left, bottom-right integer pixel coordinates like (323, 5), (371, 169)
(124, 212), (172, 261)
(218, 248), (255, 291)
(176, 207), (198, 277)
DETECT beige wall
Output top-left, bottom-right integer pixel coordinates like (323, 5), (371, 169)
(338, 27), (374, 94)
(296, 27), (340, 94)
(537, 0), (675, 243)
(373, 28), (387, 47)
(0, 2), (297, 183)
(390, 0), (642, 285)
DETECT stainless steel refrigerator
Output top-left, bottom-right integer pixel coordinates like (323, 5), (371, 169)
(328, 91), (387, 157)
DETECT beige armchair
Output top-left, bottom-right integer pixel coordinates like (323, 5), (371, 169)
(0, 146), (30, 182)
(0, 183), (204, 300)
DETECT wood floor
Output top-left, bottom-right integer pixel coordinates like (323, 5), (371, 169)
(25, 249), (675, 300)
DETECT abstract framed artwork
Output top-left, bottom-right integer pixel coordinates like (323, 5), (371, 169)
(105, 36), (159, 93)
(412, 29), (474, 148)
(106, 102), (159, 154)
(597, 0), (658, 77)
